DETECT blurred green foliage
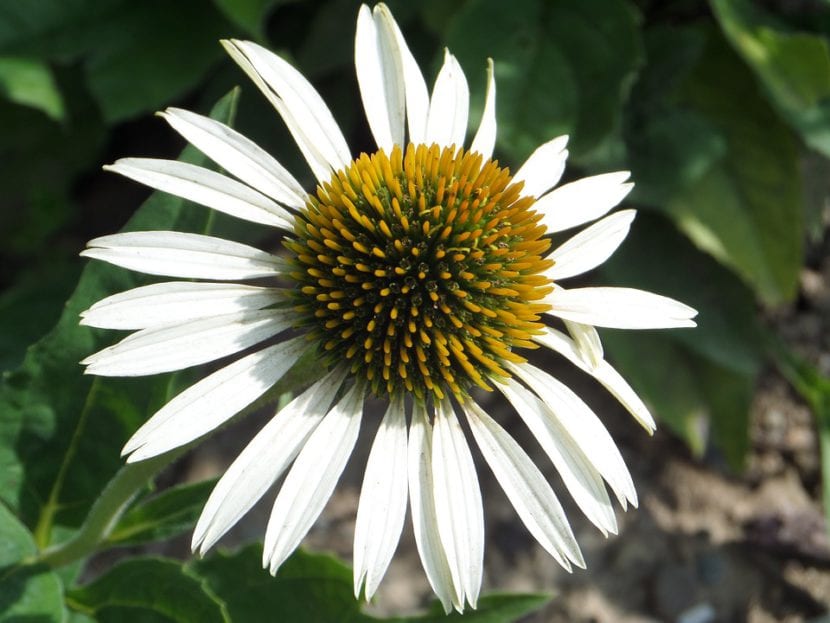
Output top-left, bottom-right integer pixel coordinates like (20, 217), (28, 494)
(1, 0), (829, 619)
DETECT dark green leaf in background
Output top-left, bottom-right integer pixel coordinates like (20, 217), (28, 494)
(0, 503), (65, 621)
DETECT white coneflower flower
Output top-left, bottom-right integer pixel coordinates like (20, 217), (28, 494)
(80, 3), (696, 613)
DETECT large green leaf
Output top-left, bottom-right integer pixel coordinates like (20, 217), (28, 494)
(0, 504), (65, 621)
(445, 0), (643, 163)
(66, 558), (225, 623)
(710, 0), (830, 158)
(600, 213), (762, 467)
(626, 26), (803, 305)
(0, 90), (238, 543)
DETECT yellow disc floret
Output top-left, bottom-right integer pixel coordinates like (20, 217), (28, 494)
(286, 143), (552, 400)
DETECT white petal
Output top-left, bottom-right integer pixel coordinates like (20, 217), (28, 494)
(534, 327), (656, 433)
(469, 59), (496, 160)
(105, 158), (292, 229)
(547, 209), (636, 280)
(508, 362), (637, 509)
(159, 108), (307, 209)
(408, 402), (456, 614)
(80, 282), (285, 331)
(546, 286), (698, 329)
(81, 231), (284, 281)
(83, 309), (290, 377)
(499, 379), (617, 536)
(425, 50), (469, 149)
(192, 368), (347, 554)
(512, 136), (569, 199)
(123, 336), (306, 461)
(222, 39), (351, 183)
(564, 320), (604, 369)
(263, 384), (364, 573)
(355, 5), (405, 150)
(463, 400), (584, 569)
(374, 4), (429, 143)
(353, 395), (408, 599)
(537, 171), (633, 233)
(432, 398), (483, 611)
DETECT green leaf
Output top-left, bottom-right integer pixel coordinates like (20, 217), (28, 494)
(0, 56), (64, 119)
(0, 504), (65, 621)
(0, 90), (238, 542)
(66, 557), (225, 622)
(212, 0), (288, 38)
(106, 479), (216, 547)
(445, 0), (642, 162)
(600, 213), (762, 467)
(627, 26), (804, 305)
(710, 0), (830, 157)
(189, 545), (549, 622)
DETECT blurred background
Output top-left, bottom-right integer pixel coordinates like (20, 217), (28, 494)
(1, 0), (829, 621)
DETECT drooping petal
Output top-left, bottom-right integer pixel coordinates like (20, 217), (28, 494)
(408, 402), (456, 614)
(564, 320), (604, 369)
(263, 384), (364, 573)
(159, 108), (307, 208)
(355, 4), (405, 150)
(192, 368), (347, 554)
(123, 336), (306, 461)
(534, 327), (656, 433)
(469, 59), (496, 161)
(432, 398), (484, 611)
(81, 231), (284, 281)
(545, 286), (698, 329)
(499, 379), (617, 536)
(104, 159), (292, 229)
(536, 171), (633, 233)
(425, 50), (469, 149)
(512, 135), (569, 199)
(373, 3), (429, 143)
(508, 362), (638, 509)
(353, 395), (408, 599)
(222, 39), (351, 183)
(80, 282), (285, 331)
(547, 209), (636, 280)
(82, 309), (290, 377)
(463, 399), (585, 569)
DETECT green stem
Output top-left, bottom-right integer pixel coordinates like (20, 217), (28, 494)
(33, 446), (187, 569)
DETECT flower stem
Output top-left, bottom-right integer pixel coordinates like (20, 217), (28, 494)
(33, 446), (187, 569)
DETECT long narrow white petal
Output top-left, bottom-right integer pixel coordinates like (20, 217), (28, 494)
(534, 327), (656, 433)
(537, 171), (633, 233)
(355, 5), (405, 150)
(353, 395), (408, 599)
(408, 402), (456, 614)
(546, 286), (698, 329)
(499, 379), (617, 536)
(81, 231), (284, 281)
(512, 136), (569, 199)
(159, 108), (307, 208)
(80, 282), (285, 331)
(547, 210), (636, 280)
(564, 320), (604, 369)
(83, 309), (290, 377)
(193, 368), (347, 554)
(222, 39), (351, 183)
(264, 384), (364, 573)
(105, 159), (292, 229)
(463, 400), (584, 569)
(432, 398), (483, 611)
(123, 337), (306, 461)
(425, 50), (469, 149)
(509, 362), (637, 509)
(375, 3), (429, 143)
(469, 59), (496, 160)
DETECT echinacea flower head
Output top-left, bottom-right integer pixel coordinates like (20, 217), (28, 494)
(80, 3), (697, 614)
